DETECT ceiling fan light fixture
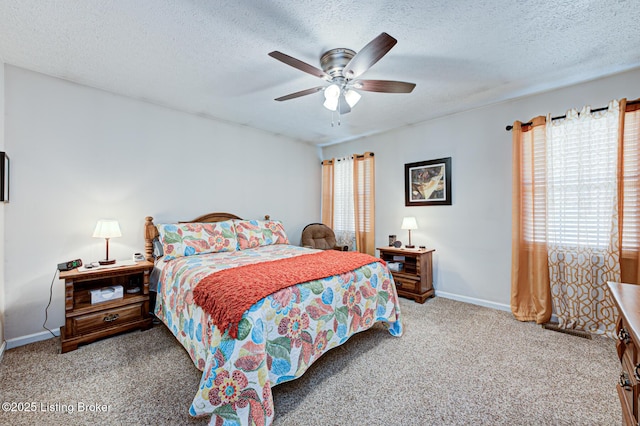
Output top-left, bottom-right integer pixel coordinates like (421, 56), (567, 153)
(344, 89), (361, 107)
(269, 32), (415, 121)
(323, 97), (339, 111)
(324, 84), (340, 100)
(338, 93), (351, 114)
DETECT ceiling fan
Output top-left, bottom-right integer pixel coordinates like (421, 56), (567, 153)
(268, 32), (416, 115)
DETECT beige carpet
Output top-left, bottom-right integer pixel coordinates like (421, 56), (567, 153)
(0, 297), (621, 425)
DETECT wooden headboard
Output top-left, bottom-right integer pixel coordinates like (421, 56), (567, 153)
(144, 212), (270, 261)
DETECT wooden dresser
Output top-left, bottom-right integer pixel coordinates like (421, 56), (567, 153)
(377, 247), (434, 303)
(608, 281), (640, 426)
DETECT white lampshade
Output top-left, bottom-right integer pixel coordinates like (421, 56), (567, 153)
(323, 84), (340, 111)
(324, 84), (340, 100)
(401, 216), (418, 230)
(344, 89), (361, 107)
(401, 216), (418, 248)
(92, 219), (122, 239)
(323, 97), (339, 111)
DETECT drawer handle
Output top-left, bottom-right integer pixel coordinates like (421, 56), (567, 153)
(634, 364), (640, 382)
(620, 372), (632, 390)
(618, 327), (631, 344)
(103, 313), (120, 323)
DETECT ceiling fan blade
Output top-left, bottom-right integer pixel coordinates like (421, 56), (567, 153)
(274, 86), (324, 101)
(354, 80), (416, 93)
(268, 51), (330, 80)
(343, 32), (397, 79)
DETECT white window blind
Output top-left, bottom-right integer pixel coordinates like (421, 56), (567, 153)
(522, 124), (547, 244)
(545, 107), (620, 249)
(622, 108), (640, 251)
(333, 157), (355, 234)
(524, 104), (630, 250)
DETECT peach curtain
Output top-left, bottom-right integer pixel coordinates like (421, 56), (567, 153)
(321, 160), (334, 228)
(511, 117), (553, 323)
(620, 99), (640, 283)
(354, 153), (375, 255)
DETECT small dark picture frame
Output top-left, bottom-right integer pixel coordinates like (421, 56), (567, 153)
(0, 152), (9, 203)
(405, 157), (451, 206)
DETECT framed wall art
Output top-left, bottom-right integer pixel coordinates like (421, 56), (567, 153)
(405, 157), (451, 206)
(0, 152), (8, 203)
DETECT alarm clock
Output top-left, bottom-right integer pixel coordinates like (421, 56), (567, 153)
(57, 259), (83, 271)
(393, 240), (402, 248)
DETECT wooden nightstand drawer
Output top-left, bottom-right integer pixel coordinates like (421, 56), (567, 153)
(618, 352), (637, 425)
(73, 302), (145, 336)
(393, 275), (419, 292)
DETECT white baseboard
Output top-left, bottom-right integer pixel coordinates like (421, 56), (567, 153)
(0, 340), (6, 363)
(435, 290), (511, 312)
(6, 328), (59, 350)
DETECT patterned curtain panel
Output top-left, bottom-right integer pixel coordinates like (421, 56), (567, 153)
(546, 101), (621, 336)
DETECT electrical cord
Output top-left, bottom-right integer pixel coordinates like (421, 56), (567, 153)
(43, 268), (59, 339)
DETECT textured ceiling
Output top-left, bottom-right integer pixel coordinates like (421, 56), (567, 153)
(1, 1), (639, 146)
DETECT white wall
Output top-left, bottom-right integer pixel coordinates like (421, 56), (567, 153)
(323, 67), (640, 311)
(0, 62), (6, 356)
(4, 66), (320, 344)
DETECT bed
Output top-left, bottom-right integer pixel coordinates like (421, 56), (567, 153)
(144, 212), (403, 425)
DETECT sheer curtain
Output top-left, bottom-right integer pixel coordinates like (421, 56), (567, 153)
(546, 101), (621, 336)
(512, 98), (640, 337)
(321, 153), (375, 254)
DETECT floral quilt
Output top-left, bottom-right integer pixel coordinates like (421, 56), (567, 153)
(154, 244), (403, 426)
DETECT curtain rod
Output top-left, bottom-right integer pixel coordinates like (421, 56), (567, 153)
(321, 152), (374, 165)
(505, 99), (640, 131)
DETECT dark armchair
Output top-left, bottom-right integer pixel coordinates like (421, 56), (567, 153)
(301, 223), (348, 251)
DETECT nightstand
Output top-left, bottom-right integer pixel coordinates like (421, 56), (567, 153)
(59, 260), (154, 353)
(377, 247), (435, 303)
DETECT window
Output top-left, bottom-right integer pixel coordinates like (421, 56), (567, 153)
(622, 108), (640, 251)
(512, 98), (640, 335)
(321, 153), (375, 254)
(522, 103), (637, 251)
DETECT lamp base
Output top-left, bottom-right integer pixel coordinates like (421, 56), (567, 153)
(98, 259), (116, 265)
(405, 245), (415, 249)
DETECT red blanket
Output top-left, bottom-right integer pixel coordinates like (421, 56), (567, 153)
(193, 250), (382, 339)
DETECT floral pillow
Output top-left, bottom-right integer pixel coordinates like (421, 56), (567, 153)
(234, 219), (290, 250)
(157, 220), (237, 260)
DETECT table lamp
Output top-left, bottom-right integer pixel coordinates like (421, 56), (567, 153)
(92, 219), (121, 265)
(401, 216), (418, 248)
